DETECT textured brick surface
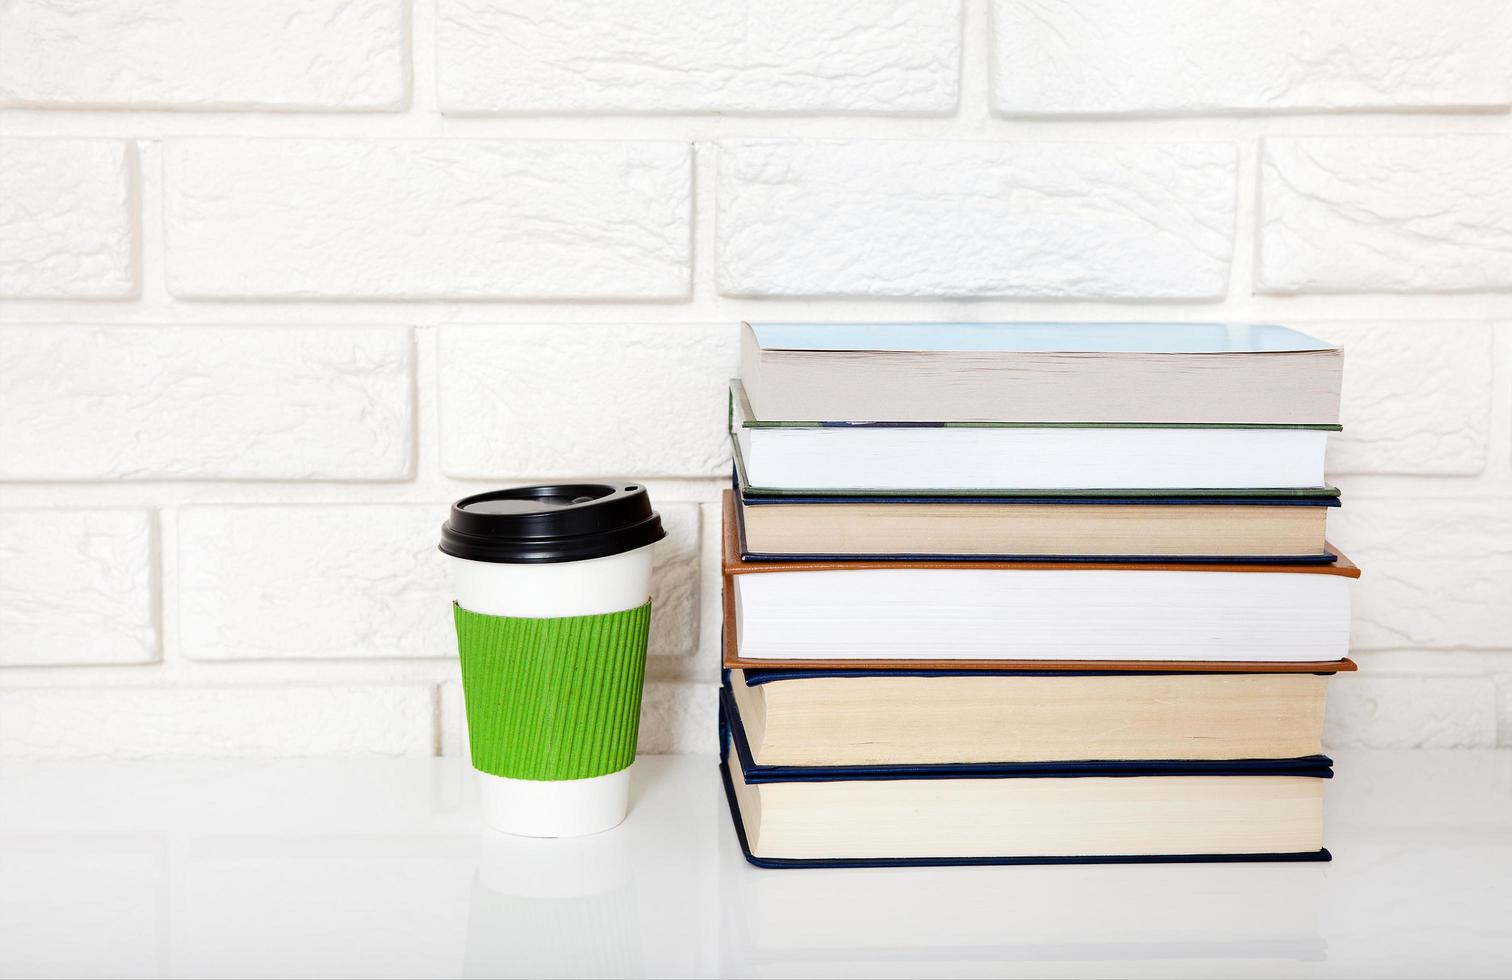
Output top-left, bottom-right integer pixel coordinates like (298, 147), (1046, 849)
(177, 500), (699, 661)
(637, 681), (719, 754)
(438, 682), (467, 759)
(437, 0), (959, 114)
(0, 140), (135, 298)
(1319, 322), (1496, 475)
(0, 686), (437, 759)
(178, 505), (448, 661)
(1328, 498), (1512, 651)
(717, 139), (1236, 298)
(1498, 678), (1512, 749)
(993, 0), (1512, 115)
(0, 0), (405, 110)
(1259, 136), (1512, 293)
(438, 324), (735, 478)
(0, 510), (157, 667)
(1325, 675), (1498, 749)
(163, 139), (691, 299)
(0, 326), (412, 481)
(2, 7), (1509, 756)
(648, 503), (701, 660)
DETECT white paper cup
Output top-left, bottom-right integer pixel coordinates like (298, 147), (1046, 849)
(441, 484), (664, 838)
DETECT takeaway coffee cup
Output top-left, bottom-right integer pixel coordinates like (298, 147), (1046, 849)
(440, 483), (665, 837)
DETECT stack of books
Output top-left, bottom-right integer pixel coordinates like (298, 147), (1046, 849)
(719, 321), (1359, 868)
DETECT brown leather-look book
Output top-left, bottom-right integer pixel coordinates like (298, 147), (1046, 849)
(720, 491), (1358, 673)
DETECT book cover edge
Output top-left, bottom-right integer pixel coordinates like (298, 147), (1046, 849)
(722, 491), (1361, 577)
(720, 685), (1335, 783)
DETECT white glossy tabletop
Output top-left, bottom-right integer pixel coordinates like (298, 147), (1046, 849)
(2, 750), (1509, 979)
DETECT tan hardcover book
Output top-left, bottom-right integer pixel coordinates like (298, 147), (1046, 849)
(720, 491), (1359, 672)
(737, 494), (1331, 559)
(726, 668), (1330, 766)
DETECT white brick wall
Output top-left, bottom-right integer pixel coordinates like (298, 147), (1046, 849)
(1258, 136), (1512, 293)
(0, 687), (436, 759)
(0, 0), (407, 111)
(1322, 322), (1497, 475)
(176, 505), (451, 661)
(175, 500), (702, 662)
(0, 140), (136, 298)
(164, 139), (692, 299)
(436, 0), (961, 115)
(1, 325), (414, 480)
(2, 0), (1510, 756)
(0, 510), (157, 667)
(717, 139), (1237, 299)
(437, 323), (736, 478)
(1328, 498), (1512, 652)
(1323, 676), (1499, 749)
(991, 0), (1512, 116)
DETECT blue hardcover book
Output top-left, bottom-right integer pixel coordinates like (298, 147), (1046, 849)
(719, 691), (1332, 869)
(731, 466), (1341, 565)
(738, 321), (1342, 425)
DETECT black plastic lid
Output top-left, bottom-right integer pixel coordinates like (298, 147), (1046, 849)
(439, 483), (665, 564)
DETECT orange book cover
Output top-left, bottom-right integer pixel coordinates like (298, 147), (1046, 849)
(719, 490), (1358, 674)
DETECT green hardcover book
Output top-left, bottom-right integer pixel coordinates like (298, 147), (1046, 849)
(730, 382), (1340, 497)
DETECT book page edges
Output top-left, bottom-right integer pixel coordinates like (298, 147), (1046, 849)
(718, 493), (1356, 673)
(721, 491), (1359, 577)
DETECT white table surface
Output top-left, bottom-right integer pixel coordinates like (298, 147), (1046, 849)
(2, 750), (1509, 979)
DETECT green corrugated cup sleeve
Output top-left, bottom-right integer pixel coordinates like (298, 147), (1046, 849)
(453, 601), (651, 782)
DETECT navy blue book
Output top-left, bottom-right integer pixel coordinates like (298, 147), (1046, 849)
(732, 463), (1340, 564)
(723, 664), (1339, 770)
(719, 693), (1332, 869)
